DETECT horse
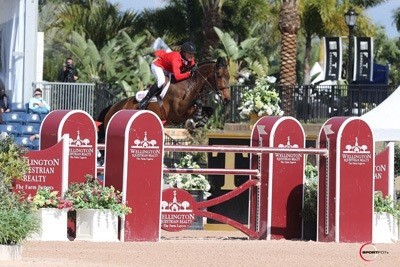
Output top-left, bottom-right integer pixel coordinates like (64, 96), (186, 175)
(98, 57), (231, 140)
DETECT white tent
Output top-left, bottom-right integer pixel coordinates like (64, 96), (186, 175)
(362, 86), (400, 141)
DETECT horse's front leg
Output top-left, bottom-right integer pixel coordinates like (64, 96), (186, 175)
(193, 100), (203, 121)
(195, 106), (214, 128)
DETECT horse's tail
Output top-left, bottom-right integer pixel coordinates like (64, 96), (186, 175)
(96, 105), (113, 144)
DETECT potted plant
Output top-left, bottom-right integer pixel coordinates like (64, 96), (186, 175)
(373, 191), (399, 243)
(165, 154), (211, 198)
(28, 188), (73, 241)
(300, 163), (318, 241)
(0, 135), (39, 261)
(238, 76), (284, 123)
(63, 174), (131, 242)
(164, 154), (211, 229)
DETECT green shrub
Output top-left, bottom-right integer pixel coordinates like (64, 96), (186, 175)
(394, 144), (400, 177)
(301, 163), (318, 223)
(0, 187), (39, 245)
(374, 191), (400, 218)
(0, 135), (39, 244)
(0, 136), (29, 188)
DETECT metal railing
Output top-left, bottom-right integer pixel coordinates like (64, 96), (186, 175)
(164, 133), (192, 167)
(33, 81), (398, 124)
(228, 84), (398, 123)
(34, 82), (96, 116)
(33, 82), (133, 119)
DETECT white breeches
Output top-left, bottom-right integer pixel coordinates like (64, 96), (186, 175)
(151, 63), (166, 88)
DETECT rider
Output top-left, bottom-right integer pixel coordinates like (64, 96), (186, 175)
(138, 41), (198, 110)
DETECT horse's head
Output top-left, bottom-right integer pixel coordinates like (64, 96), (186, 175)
(214, 57), (231, 105)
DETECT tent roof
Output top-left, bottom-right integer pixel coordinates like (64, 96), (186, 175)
(362, 86), (400, 141)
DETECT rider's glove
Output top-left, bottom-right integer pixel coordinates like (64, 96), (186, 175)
(190, 65), (198, 76)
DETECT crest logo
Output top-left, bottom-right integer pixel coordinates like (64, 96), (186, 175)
(130, 132), (161, 160)
(275, 136), (302, 164)
(161, 190), (194, 212)
(343, 137), (370, 153)
(342, 137), (371, 165)
(68, 130), (94, 159)
(161, 189), (196, 231)
(69, 130), (92, 147)
(278, 136), (299, 149)
(131, 132), (159, 148)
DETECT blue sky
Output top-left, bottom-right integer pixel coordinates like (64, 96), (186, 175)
(109, 0), (399, 38)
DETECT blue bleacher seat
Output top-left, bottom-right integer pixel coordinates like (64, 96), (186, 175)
(21, 113), (42, 124)
(0, 124), (20, 136)
(10, 102), (27, 113)
(1, 113), (23, 124)
(13, 136), (33, 149)
(19, 125), (39, 136)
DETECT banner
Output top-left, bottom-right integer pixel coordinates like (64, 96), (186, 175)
(353, 37), (374, 82)
(324, 37), (342, 81)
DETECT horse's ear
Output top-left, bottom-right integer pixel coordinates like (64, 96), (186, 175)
(216, 57), (227, 67)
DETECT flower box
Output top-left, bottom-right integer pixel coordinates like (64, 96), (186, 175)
(0, 244), (22, 261)
(238, 76), (283, 119)
(30, 208), (69, 241)
(75, 209), (119, 242)
(373, 212), (398, 243)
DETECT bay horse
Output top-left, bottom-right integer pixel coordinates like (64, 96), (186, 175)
(99, 57), (231, 138)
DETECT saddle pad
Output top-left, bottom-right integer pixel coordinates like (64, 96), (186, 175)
(135, 91), (157, 102)
(135, 83), (170, 102)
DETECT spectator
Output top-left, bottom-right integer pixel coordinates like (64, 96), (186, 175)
(29, 88), (50, 115)
(58, 57), (79, 82)
(0, 87), (10, 113)
(29, 133), (39, 142)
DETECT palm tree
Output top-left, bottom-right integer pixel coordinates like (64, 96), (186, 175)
(278, 0), (300, 116)
(198, 0), (225, 59)
(50, 0), (140, 49)
(393, 7), (400, 32)
(40, 0), (149, 84)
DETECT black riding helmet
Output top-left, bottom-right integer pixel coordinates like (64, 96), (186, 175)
(180, 42), (197, 54)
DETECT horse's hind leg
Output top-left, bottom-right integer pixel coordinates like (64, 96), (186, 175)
(96, 105), (113, 144)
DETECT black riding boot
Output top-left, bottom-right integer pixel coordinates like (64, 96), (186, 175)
(138, 84), (160, 110)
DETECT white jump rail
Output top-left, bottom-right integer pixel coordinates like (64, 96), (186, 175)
(96, 144), (329, 175)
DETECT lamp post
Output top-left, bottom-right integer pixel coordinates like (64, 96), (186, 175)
(344, 7), (357, 81)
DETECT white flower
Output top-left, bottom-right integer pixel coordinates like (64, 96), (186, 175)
(238, 76), (283, 118)
(266, 76), (277, 83)
(164, 154), (211, 197)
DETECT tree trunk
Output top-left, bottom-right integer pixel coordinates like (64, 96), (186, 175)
(279, 0), (300, 116)
(201, 4), (222, 60)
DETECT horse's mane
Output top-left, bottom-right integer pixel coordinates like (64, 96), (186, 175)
(198, 60), (216, 67)
(197, 57), (227, 68)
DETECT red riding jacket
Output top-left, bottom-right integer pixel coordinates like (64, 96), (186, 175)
(154, 51), (195, 81)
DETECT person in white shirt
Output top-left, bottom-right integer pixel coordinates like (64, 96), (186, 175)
(28, 88), (50, 115)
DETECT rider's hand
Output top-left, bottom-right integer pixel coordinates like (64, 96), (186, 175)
(190, 65), (198, 76)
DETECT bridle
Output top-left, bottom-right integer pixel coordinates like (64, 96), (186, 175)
(192, 63), (229, 101)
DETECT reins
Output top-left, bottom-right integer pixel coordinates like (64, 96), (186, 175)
(190, 63), (226, 100)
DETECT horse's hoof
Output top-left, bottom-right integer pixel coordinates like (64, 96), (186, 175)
(185, 119), (196, 132)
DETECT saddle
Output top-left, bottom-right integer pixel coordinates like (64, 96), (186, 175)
(135, 76), (172, 102)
